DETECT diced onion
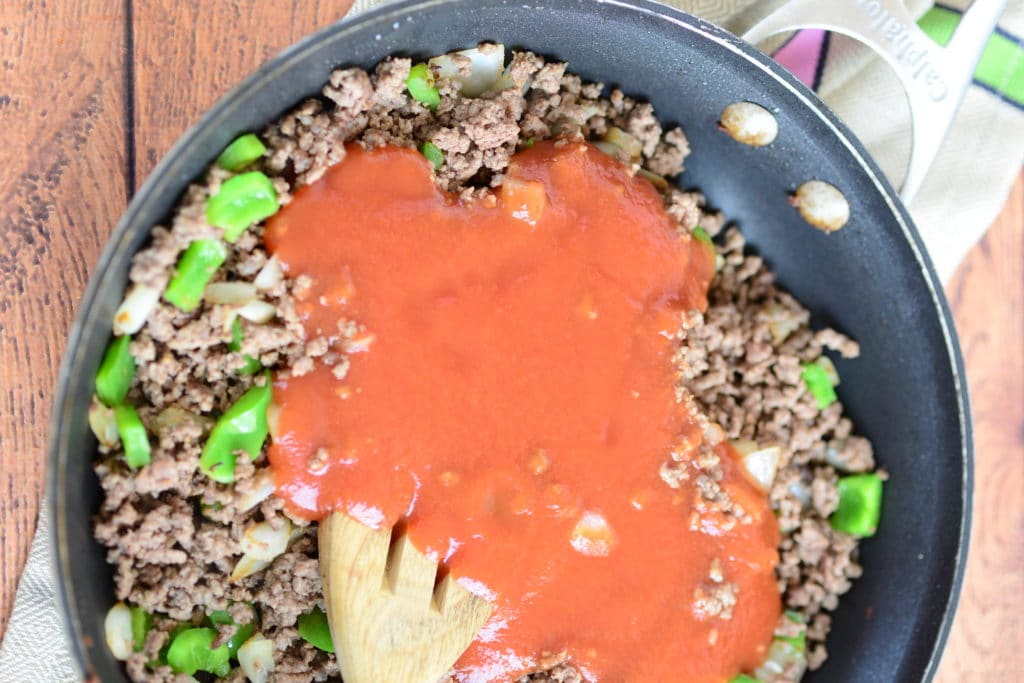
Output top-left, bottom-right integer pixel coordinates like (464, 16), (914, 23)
(104, 602), (134, 660)
(493, 61), (526, 93)
(732, 440), (781, 491)
(266, 401), (281, 440)
(237, 469), (275, 513)
(253, 255), (283, 290)
(570, 511), (617, 557)
(89, 398), (120, 448)
(151, 405), (212, 436)
(731, 440), (759, 457)
(500, 176), (547, 227)
(237, 300), (277, 324)
(754, 638), (807, 680)
(591, 140), (625, 161)
(113, 285), (160, 336)
(745, 447), (781, 491)
(637, 168), (669, 190)
(204, 281), (258, 306)
(816, 356), (840, 385)
(238, 635), (275, 683)
(240, 519), (292, 561)
(787, 480), (811, 507)
(794, 180), (850, 232)
(430, 43), (506, 97)
(429, 54), (461, 80)
(762, 304), (801, 344)
(602, 127), (643, 163)
(823, 440), (846, 470)
(720, 101), (779, 147)
(230, 553), (272, 582)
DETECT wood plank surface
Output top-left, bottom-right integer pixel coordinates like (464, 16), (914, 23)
(935, 173), (1024, 682)
(131, 0), (352, 182)
(0, 3), (1021, 681)
(0, 0), (127, 632)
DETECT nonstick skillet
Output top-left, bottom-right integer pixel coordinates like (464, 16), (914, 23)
(48, 1), (972, 681)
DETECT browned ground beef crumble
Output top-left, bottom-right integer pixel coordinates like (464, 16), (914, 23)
(94, 47), (876, 683)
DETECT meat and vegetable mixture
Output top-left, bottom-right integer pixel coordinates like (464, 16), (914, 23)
(93, 43), (884, 683)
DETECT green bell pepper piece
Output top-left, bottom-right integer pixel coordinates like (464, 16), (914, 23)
(206, 608), (255, 659)
(199, 375), (272, 483)
(217, 133), (267, 172)
(114, 404), (151, 469)
(407, 63), (440, 109)
(130, 606), (153, 652)
(164, 239), (228, 312)
(206, 171), (279, 243)
(96, 335), (135, 406)
(166, 627), (231, 677)
(297, 607), (334, 653)
(800, 360), (838, 409)
(228, 318), (262, 375)
(420, 141), (445, 170)
(831, 473), (884, 538)
(692, 226), (713, 248)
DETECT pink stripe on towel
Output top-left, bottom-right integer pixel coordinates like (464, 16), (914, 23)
(774, 29), (827, 88)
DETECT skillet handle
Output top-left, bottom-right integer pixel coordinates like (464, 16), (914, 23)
(736, 0), (1008, 203)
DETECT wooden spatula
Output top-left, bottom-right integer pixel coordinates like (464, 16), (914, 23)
(318, 511), (493, 683)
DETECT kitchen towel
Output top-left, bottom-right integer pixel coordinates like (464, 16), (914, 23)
(2, 0), (1022, 680)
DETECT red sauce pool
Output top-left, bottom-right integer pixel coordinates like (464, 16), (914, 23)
(265, 142), (780, 682)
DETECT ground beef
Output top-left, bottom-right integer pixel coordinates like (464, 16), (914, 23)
(680, 227), (876, 671)
(95, 45), (877, 683)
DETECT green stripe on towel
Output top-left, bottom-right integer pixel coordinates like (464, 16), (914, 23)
(918, 5), (1024, 107)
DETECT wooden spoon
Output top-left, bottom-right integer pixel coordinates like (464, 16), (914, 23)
(318, 512), (493, 683)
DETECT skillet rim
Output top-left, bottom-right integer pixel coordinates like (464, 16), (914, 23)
(46, 0), (972, 679)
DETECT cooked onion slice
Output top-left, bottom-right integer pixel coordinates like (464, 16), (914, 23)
(238, 635), (275, 683)
(89, 398), (120, 448)
(240, 519), (292, 561)
(602, 127), (643, 163)
(430, 43), (506, 97)
(754, 638), (808, 680)
(113, 285), (160, 336)
(237, 300), (277, 323)
(591, 140), (624, 161)
(151, 405), (212, 436)
(570, 511), (617, 557)
(266, 400), (281, 440)
(732, 440), (781, 491)
(230, 553), (271, 582)
(237, 469), (276, 513)
(104, 602), (134, 660)
(204, 281), (257, 306)
(762, 304), (801, 344)
(637, 168), (669, 190)
(253, 255), (283, 290)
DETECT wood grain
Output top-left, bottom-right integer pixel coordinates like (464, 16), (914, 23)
(0, 0), (127, 634)
(0, 4), (1020, 680)
(935, 174), (1024, 682)
(131, 0), (353, 182)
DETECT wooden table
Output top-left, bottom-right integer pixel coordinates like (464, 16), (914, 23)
(1, 2), (1020, 679)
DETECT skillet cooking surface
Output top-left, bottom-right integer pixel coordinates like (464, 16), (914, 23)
(49, 1), (971, 681)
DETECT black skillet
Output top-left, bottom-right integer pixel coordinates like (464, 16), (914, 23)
(48, 0), (971, 680)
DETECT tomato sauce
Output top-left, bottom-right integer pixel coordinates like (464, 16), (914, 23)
(265, 142), (780, 682)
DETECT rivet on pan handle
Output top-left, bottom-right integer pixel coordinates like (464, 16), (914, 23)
(737, 0), (1008, 203)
